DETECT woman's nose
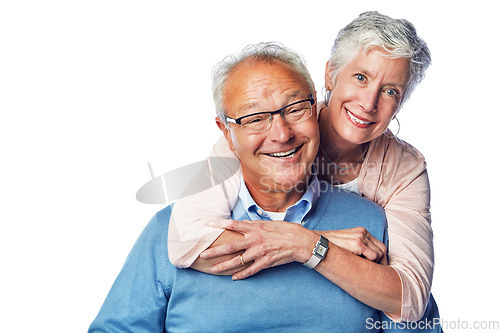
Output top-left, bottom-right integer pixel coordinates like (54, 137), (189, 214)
(358, 88), (379, 112)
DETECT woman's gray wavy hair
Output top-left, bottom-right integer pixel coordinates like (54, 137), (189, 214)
(212, 42), (315, 121)
(327, 11), (431, 105)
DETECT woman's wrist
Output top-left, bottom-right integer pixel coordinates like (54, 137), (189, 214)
(298, 228), (323, 264)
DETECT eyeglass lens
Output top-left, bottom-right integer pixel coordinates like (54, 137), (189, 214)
(240, 100), (312, 131)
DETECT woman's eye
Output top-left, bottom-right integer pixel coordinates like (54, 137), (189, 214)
(386, 89), (399, 98)
(355, 74), (366, 82)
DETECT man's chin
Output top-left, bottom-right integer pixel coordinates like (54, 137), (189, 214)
(259, 174), (310, 194)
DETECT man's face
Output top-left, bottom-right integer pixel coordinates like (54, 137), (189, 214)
(217, 60), (319, 194)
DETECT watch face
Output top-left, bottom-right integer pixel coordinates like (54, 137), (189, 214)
(316, 245), (327, 257)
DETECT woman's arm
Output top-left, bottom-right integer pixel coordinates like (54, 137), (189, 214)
(382, 170), (433, 322)
(195, 161), (432, 320)
(359, 136), (434, 322)
(199, 219), (402, 317)
(167, 136), (241, 268)
(317, 168), (434, 321)
(314, 240), (402, 317)
(196, 225), (388, 273)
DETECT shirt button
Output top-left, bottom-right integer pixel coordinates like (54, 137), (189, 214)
(257, 209), (263, 216)
(301, 221), (306, 225)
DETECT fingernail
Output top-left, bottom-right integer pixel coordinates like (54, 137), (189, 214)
(232, 275), (239, 281)
(211, 266), (218, 273)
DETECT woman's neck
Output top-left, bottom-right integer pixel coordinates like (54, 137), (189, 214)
(319, 106), (367, 163)
(318, 106), (368, 184)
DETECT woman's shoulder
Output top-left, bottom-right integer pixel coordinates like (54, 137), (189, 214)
(368, 131), (426, 168)
(359, 132), (428, 204)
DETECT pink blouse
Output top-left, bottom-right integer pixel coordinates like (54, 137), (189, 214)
(168, 133), (433, 322)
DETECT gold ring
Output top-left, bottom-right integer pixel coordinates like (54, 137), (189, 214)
(240, 254), (246, 266)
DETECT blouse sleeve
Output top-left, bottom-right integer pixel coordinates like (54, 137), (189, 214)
(167, 136), (241, 268)
(384, 170), (433, 322)
(358, 134), (434, 322)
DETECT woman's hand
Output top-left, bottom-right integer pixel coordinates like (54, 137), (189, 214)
(321, 227), (387, 264)
(200, 219), (318, 280)
(200, 221), (388, 280)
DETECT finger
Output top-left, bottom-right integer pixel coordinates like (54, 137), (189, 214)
(367, 234), (386, 255)
(231, 254), (278, 280)
(206, 219), (253, 233)
(378, 252), (389, 265)
(232, 262), (264, 280)
(200, 241), (245, 259)
(360, 244), (380, 261)
(358, 237), (383, 261)
(365, 234), (386, 261)
(232, 247), (297, 280)
(350, 227), (383, 261)
(211, 254), (246, 274)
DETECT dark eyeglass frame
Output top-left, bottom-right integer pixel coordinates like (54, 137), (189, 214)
(225, 95), (315, 126)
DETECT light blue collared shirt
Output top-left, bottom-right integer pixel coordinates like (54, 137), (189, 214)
(233, 173), (321, 224)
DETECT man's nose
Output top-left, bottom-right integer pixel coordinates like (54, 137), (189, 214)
(267, 114), (294, 142)
(358, 88), (379, 112)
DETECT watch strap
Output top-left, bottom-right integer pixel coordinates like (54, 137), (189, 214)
(303, 235), (329, 269)
(303, 252), (322, 269)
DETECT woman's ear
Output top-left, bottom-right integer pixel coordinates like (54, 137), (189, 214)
(215, 117), (236, 151)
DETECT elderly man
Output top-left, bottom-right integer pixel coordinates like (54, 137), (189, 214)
(89, 42), (441, 332)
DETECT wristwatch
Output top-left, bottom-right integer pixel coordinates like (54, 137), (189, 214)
(303, 235), (329, 269)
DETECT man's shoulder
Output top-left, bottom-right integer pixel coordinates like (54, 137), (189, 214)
(312, 181), (386, 233)
(133, 204), (174, 246)
(318, 181), (383, 212)
(154, 204), (174, 224)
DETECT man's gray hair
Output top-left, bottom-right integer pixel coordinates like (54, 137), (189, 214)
(327, 11), (431, 105)
(212, 42), (315, 120)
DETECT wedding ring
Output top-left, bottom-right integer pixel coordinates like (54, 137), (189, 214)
(240, 254), (246, 266)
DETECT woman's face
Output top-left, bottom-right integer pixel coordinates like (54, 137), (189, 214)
(325, 48), (410, 146)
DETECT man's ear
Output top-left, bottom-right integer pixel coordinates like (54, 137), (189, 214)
(324, 60), (334, 91)
(311, 90), (319, 118)
(215, 117), (236, 151)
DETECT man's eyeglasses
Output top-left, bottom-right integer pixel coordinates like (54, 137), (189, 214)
(225, 95), (315, 133)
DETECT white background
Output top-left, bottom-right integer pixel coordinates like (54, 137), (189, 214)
(1, 1), (499, 332)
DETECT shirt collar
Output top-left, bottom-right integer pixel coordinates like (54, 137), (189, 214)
(235, 171), (321, 224)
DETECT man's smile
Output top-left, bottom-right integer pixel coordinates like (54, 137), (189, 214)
(263, 144), (304, 159)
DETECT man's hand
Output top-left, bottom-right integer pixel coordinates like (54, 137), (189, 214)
(200, 219), (318, 280)
(320, 227), (387, 264)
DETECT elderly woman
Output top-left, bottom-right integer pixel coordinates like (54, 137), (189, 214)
(168, 11), (433, 322)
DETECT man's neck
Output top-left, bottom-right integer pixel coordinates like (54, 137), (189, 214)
(243, 178), (309, 213)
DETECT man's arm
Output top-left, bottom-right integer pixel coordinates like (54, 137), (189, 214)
(88, 214), (169, 332)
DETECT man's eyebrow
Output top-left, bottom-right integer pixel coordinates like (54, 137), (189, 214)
(238, 90), (308, 114)
(238, 101), (262, 113)
(284, 90), (304, 102)
(289, 90), (305, 99)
